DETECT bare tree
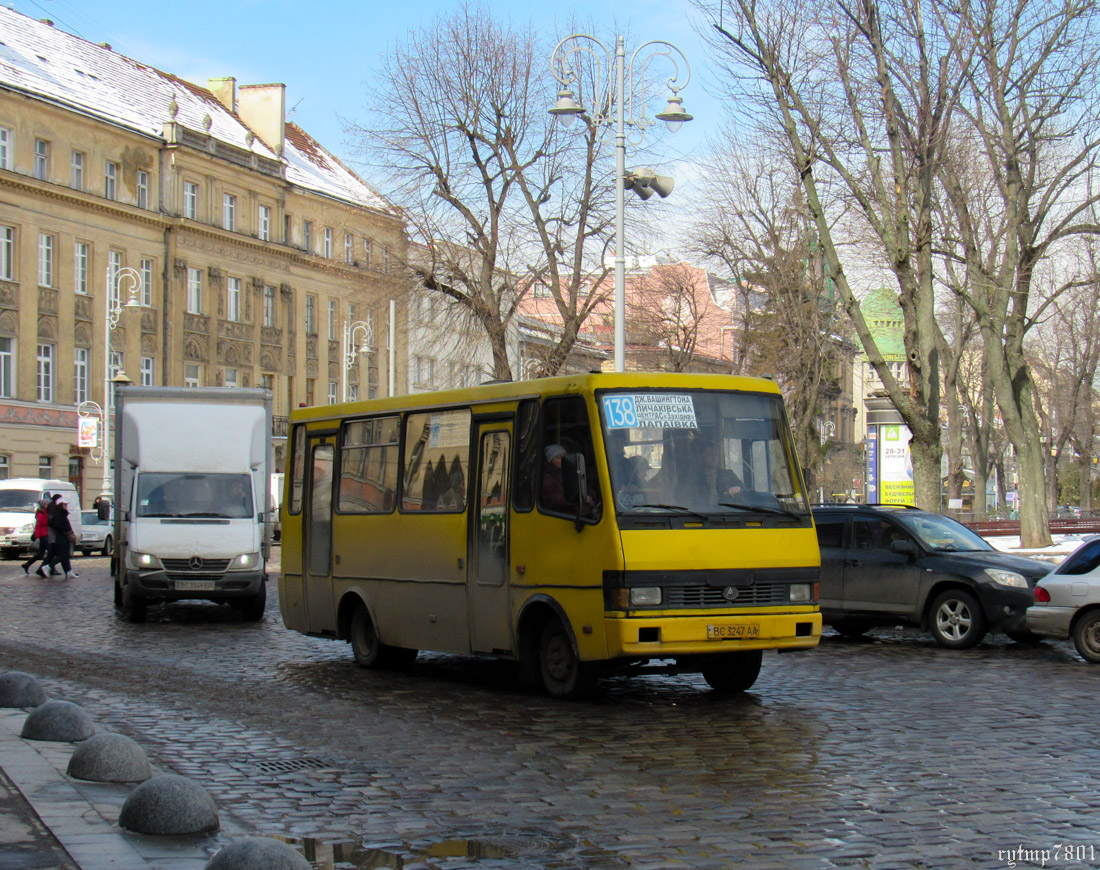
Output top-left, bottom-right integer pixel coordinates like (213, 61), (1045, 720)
(626, 263), (723, 371)
(351, 4), (614, 380)
(694, 141), (854, 475)
(696, 0), (969, 509)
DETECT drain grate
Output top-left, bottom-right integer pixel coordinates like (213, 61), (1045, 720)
(245, 757), (336, 774)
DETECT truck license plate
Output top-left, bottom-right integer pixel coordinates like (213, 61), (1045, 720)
(176, 580), (215, 591)
(707, 624), (759, 640)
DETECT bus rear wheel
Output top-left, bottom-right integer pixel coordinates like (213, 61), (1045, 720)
(700, 650), (762, 693)
(350, 606), (417, 669)
(538, 619), (594, 699)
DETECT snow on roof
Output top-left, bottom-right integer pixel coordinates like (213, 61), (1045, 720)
(0, 7), (393, 214)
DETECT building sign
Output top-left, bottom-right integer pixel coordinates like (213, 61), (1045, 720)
(879, 424), (915, 505)
(77, 417), (99, 448)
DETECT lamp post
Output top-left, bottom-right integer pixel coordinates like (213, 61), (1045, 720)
(549, 33), (693, 371)
(103, 266), (144, 494)
(343, 317), (374, 402)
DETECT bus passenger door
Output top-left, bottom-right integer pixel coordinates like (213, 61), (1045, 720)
(304, 436), (337, 634)
(467, 421), (514, 654)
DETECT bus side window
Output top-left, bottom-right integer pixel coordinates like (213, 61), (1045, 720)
(537, 396), (601, 518)
(514, 400), (539, 512)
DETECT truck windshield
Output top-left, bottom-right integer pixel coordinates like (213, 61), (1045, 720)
(600, 390), (810, 517)
(135, 472), (253, 519)
(0, 490), (40, 512)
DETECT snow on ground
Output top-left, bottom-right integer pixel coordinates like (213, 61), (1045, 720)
(985, 534), (1088, 564)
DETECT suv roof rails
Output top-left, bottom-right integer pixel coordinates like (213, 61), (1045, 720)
(810, 502), (923, 510)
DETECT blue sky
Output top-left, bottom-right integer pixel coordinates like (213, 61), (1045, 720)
(9, 0), (722, 169)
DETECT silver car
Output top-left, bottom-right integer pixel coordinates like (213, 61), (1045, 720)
(1027, 537), (1100, 663)
(79, 510), (114, 558)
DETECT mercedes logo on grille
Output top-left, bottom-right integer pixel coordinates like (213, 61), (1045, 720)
(188, 556), (204, 570)
(722, 586), (740, 601)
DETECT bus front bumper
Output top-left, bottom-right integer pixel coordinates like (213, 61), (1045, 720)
(603, 611), (822, 657)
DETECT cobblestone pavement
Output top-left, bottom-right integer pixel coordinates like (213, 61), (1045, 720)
(1, 554), (1099, 870)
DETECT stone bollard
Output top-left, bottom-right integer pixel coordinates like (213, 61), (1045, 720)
(0, 671), (47, 708)
(67, 732), (152, 783)
(119, 773), (219, 835)
(20, 699), (95, 741)
(205, 837), (312, 870)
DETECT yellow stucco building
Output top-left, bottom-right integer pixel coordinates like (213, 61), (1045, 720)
(0, 9), (407, 504)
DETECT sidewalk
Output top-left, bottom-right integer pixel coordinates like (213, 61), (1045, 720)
(0, 708), (247, 870)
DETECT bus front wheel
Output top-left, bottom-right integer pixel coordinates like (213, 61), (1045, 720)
(700, 650), (762, 693)
(350, 606), (417, 669)
(538, 620), (594, 699)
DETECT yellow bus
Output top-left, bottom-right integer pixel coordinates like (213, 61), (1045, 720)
(279, 372), (820, 697)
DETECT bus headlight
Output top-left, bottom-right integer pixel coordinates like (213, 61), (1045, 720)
(630, 587), (662, 607)
(231, 552), (261, 570)
(790, 583), (813, 602)
(130, 551), (162, 570)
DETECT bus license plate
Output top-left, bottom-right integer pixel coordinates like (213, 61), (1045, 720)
(707, 624), (759, 640)
(176, 580), (215, 591)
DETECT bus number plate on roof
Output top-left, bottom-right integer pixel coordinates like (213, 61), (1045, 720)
(602, 395), (698, 430)
(707, 624), (760, 640)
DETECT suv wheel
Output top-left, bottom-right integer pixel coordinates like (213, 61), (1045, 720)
(929, 588), (986, 649)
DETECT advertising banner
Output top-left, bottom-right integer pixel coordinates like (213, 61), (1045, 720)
(880, 424), (915, 505)
(77, 417), (99, 448)
(865, 427), (878, 503)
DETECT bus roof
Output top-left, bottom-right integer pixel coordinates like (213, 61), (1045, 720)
(290, 371), (783, 424)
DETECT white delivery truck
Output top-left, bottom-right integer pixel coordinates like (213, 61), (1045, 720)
(112, 386), (273, 622)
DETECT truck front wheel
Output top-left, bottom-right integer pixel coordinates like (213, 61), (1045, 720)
(118, 582), (147, 623)
(238, 581), (266, 622)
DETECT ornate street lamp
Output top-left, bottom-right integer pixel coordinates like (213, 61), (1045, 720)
(343, 317), (374, 402)
(549, 33), (693, 371)
(102, 266), (144, 489)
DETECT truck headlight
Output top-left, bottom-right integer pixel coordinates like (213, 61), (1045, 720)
(130, 551), (163, 570)
(231, 552), (260, 570)
(630, 587), (662, 606)
(790, 583), (813, 602)
(986, 569), (1028, 588)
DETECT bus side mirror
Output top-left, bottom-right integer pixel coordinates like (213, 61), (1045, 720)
(97, 501), (111, 521)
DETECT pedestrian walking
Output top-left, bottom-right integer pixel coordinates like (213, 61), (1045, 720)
(46, 497), (78, 579)
(22, 499), (50, 575)
(41, 494), (63, 576)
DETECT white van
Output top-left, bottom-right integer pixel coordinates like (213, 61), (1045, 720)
(0, 478), (83, 559)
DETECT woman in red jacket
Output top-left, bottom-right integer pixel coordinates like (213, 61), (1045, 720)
(22, 499), (50, 576)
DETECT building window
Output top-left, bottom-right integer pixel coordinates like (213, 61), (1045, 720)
(362, 239), (371, 268)
(258, 205), (271, 241)
(0, 225), (13, 280)
(345, 233), (353, 264)
(227, 276), (241, 322)
(263, 285), (276, 327)
(185, 363), (201, 388)
(137, 170), (149, 209)
(0, 337), (12, 398)
(347, 383), (359, 402)
(303, 220), (312, 252)
(141, 356), (154, 386)
(140, 258), (153, 306)
(328, 381), (338, 404)
(323, 227), (333, 258)
(39, 456), (52, 478)
(383, 245), (390, 273)
(34, 139), (48, 180)
(107, 250), (122, 304)
(184, 181), (198, 219)
(109, 350), (124, 382)
(0, 128), (11, 170)
(186, 267), (202, 314)
(328, 300), (336, 341)
(283, 213), (291, 244)
(105, 160), (118, 199)
(305, 378), (315, 406)
(75, 242), (90, 294)
(74, 347), (89, 405)
(71, 151), (84, 190)
(36, 343), (53, 402)
(305, 294), (316, 335)
(38, 234), (53, 287)
(413, 356), (434, 388)
(223, 193), (236, 230)
(0, 454), (8, 480)
(225, 368), (238, 388)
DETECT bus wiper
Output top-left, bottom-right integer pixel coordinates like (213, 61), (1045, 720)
(629, 503), (709, 520)
(717, 501), (802, 520)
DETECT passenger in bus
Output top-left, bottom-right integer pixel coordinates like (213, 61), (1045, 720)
(617, 455), (653, 508)
(682, 440), (742, 504)
(541, 444), (569, 509)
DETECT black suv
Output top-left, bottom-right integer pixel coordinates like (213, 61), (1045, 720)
(812, 504), (1051, 648)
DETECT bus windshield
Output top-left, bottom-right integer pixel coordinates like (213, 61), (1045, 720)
(600, 390), (809, 517)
